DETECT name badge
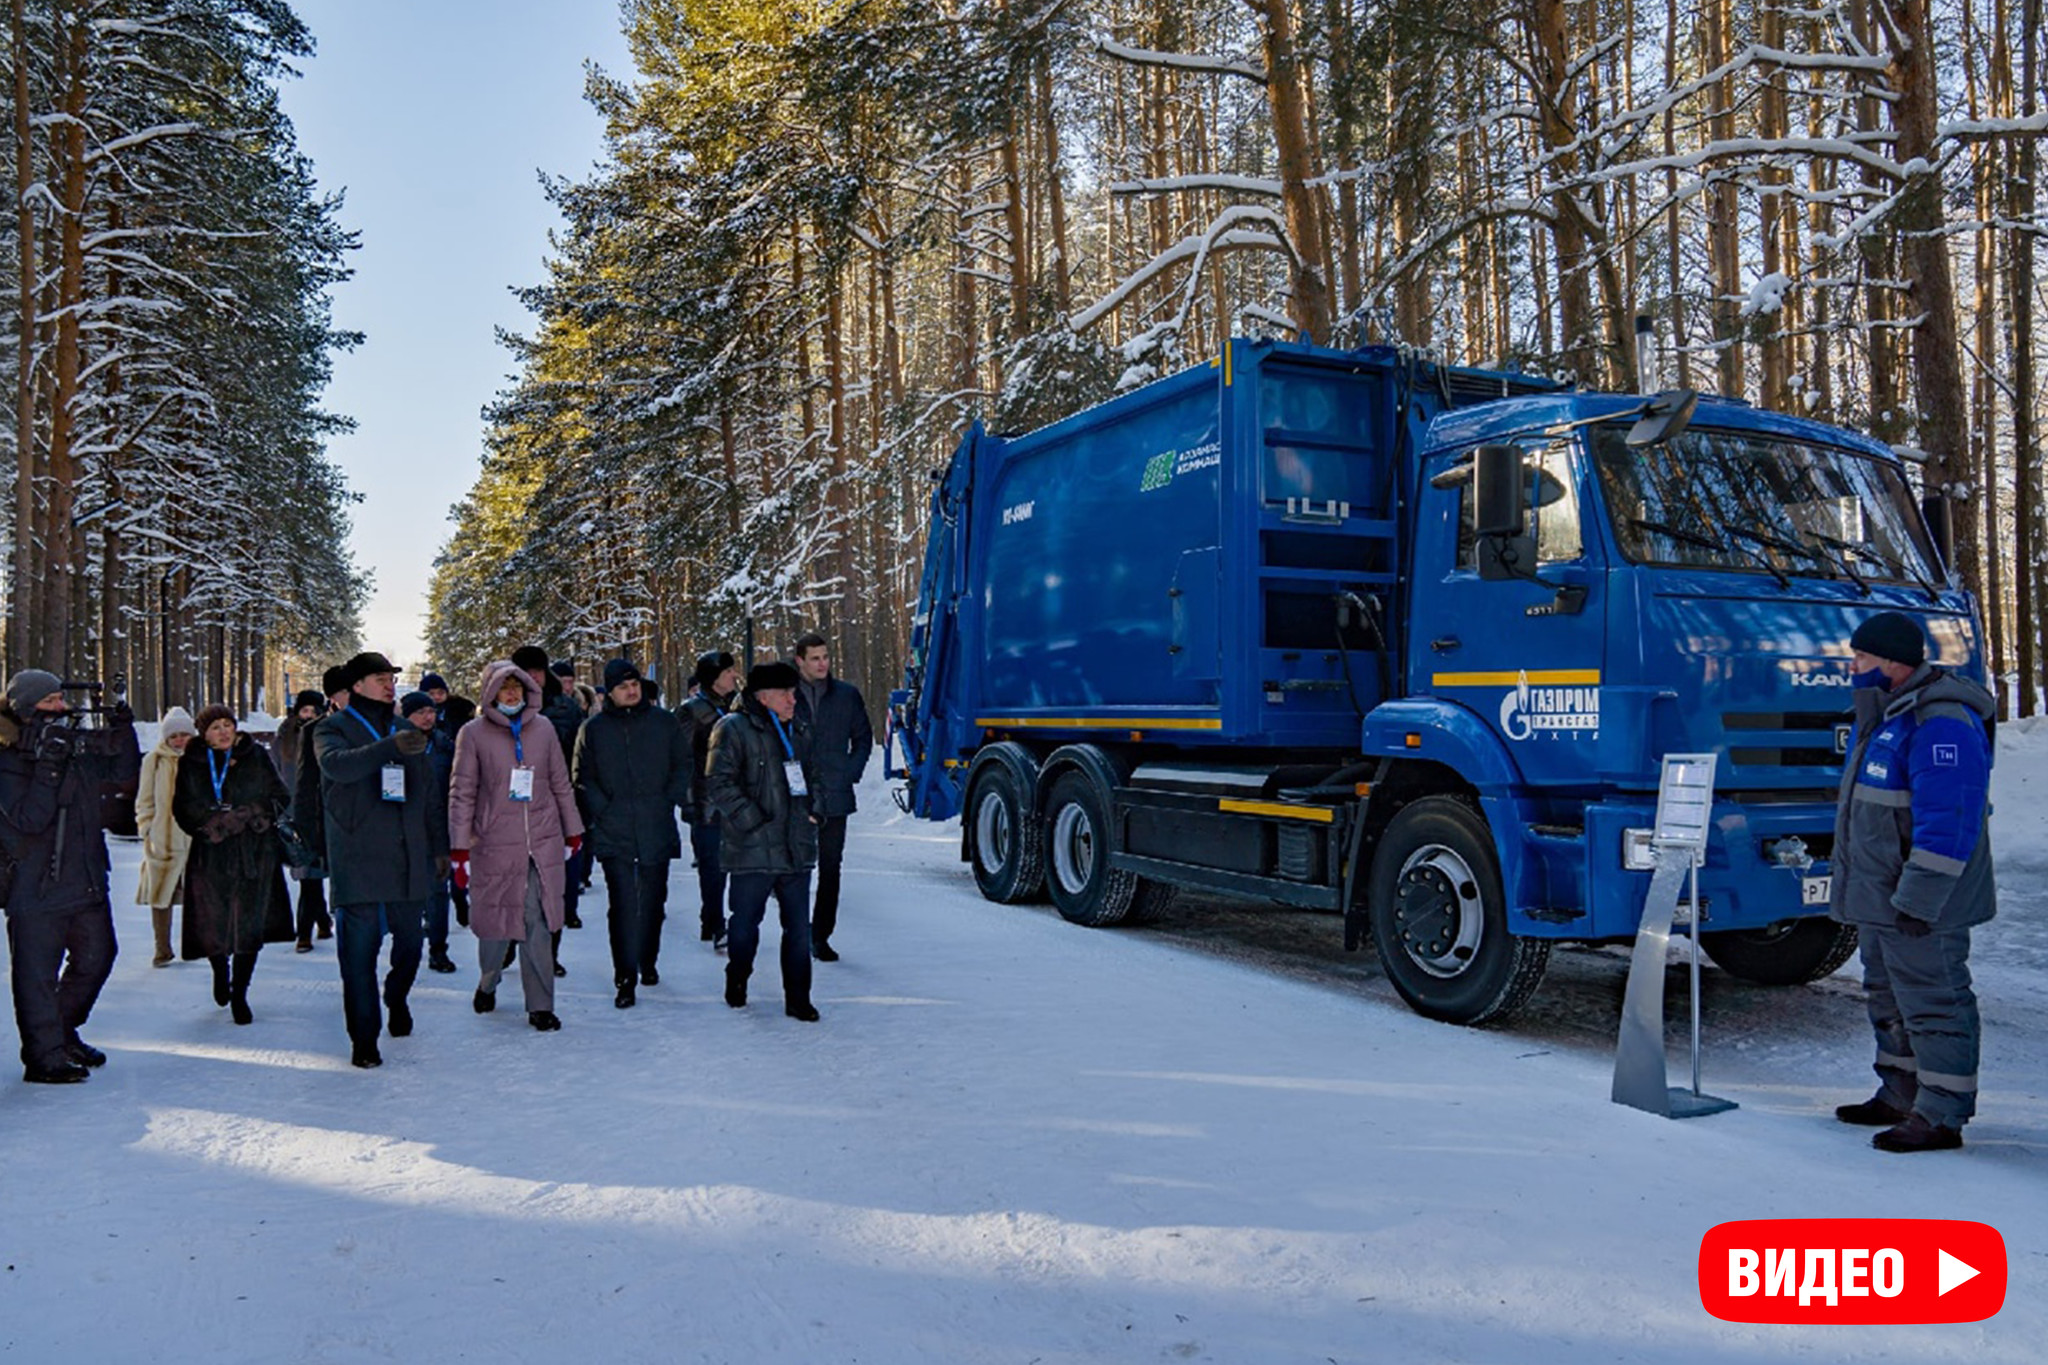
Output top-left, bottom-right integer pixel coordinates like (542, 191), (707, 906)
(783, 760), (809, 797)
(381, 764), (406, 803)
(509, 766), (534, 802)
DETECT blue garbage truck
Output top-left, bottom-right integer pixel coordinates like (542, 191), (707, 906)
(888, 337), (1986, 1024)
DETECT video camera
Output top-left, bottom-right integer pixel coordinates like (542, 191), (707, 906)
(35, 672), (134, 761)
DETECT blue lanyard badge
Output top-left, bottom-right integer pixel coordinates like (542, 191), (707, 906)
(770, 714), (808, 798)
(345, 706), (395, 741)
(347, 707), (407, 802)
(508, 718), (533, 801)
(207, 748), (229, 804)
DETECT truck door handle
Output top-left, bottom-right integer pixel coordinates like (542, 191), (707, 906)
(1431, 636), (1461, 653)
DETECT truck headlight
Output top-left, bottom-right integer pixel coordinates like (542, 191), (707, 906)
(1622, 827), (1657, 871)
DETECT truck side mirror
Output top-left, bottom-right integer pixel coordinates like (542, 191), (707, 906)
(1472, 444), (1526, 537)
(1625, 389), (1698, 447)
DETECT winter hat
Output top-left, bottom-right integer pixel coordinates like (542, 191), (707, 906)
(342, 651), (397, 689)
(746, 661), (802, 694)
(159, 706), (198, 740)
(292, 689), (325, 713)
(1850, 611), (1926, 668)
(602, 658), (642, 691)
(193, 704), (237, 740)
(694, 650), (736, 691)
(5, 668), (63, 714)
(550, 660), (576, 678)
(511, 645), (550, 673)
(419, 673), (448, 693)
(321, 665), (350, 697)
(398, 691), (437, 719)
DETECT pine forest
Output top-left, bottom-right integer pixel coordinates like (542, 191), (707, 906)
(2, 0), (364, 714)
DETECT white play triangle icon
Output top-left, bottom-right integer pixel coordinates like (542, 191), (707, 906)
(1937, 1248), (1980, 1296)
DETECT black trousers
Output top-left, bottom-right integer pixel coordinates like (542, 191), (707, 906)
(335, 899), (426, 1048)
(601, 856), (670, 986)
(690, 818), (726, 935)
(727, 870), (812, 1005)
(6, 899), (117, 1069)
(294, 875), (331, 941)
(811, 815), (849, 945)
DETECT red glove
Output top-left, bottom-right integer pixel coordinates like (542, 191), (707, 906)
(564, 834), (582, 861)
(449, 850), (470, 890)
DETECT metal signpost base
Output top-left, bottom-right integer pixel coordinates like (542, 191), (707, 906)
(1612, 754), (1738, 1120)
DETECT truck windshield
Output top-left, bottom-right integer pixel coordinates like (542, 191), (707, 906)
(1590, 426), (1939, 586)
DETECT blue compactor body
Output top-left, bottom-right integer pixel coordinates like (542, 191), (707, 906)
(890, 337), (1986, 1023)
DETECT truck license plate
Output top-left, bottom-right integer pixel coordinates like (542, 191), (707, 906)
(1801, 875), (1831, 906)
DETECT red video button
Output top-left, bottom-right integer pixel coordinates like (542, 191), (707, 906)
(1699, 1219), (2006, 1324)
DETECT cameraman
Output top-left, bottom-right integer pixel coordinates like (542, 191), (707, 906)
(0, 669), (140, 1084)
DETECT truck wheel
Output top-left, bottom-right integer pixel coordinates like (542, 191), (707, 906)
(1044, 769), (1140, 926)
(1368, 796), (1549, 1025)
(1701, 919), (1858, 985)
(968, 765), (1043, 904)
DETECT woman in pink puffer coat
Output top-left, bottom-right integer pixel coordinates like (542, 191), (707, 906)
(448, 659), (583, 1030)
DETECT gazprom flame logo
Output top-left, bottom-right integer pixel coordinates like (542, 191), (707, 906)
(1499, 669), (1601, 741)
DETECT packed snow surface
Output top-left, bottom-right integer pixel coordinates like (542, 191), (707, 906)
(4, 733), (2045, 1363)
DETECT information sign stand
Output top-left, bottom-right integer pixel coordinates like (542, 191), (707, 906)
(1612, 753), (1738, 1119)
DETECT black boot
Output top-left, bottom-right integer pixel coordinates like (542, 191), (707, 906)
(724, 969), (747, 1009)
(1873, 1113), (1964, 1152)
(428, 947), (457, 974)
(65, 1039), (107, 1068)
(528, 1010), (561, 1032)
(1835, 1096), (1910, 1127)
(228, 952), (256, 1025)
(24, 1059), (90, 1084)
(811, 941), (839, 963)
(785, 1000), (821, 1022)
(350, 1041), (382, 1069)
(211, 956), (231, 1007)
(473, 987), (496, 1014)
(385, 994), (413, 1038)
(614, 979), (636, 1010)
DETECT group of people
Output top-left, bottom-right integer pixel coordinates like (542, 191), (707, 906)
(0, 632), (872, 1077)
(0, 612), (1991, 1156)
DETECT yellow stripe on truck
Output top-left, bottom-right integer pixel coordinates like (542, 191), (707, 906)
(1431, 669), (1602, 687)
(1217, 799), (1336, 824)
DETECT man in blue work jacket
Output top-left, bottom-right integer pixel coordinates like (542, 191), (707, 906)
(1829, 611), (1996, 1152)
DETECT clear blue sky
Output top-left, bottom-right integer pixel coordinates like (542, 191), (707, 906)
(275, 1), (635, 674)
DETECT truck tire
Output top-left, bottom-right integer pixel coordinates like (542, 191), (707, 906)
(1044, 769), (1141, 927)
(1701, 918), (1858, 986)
(967, 764), (1044, 904)
(1367, 796), (1549, 1025)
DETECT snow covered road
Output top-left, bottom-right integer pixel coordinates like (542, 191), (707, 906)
(3, 747), (2043, 1363)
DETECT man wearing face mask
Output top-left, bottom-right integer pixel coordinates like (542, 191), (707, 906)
(1829, 611), (1996, 1153)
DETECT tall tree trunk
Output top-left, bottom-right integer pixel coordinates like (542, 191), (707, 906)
(10, 0), (36, 673)
(1704, 0), (1743, 396)
(2013, 0), (2042, 714)
(1248, 0), (1333, 341)
(45, 1), (88, 672)
(1886, 0), (1977, 590)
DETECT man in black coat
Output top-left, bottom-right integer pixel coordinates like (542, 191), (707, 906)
(572, 658), (690, 1008)
(677, 649), (738, 949)
(0, 669), (140, 1082)
(289, 665), (350, 951)
(312, 652), (448, 1069)
(705, 661), (819, 1021)
(790, 632), (872, 962)
(543, 655), (592, 929)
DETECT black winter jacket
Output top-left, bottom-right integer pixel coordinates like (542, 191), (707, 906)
(312, 697), (449, 906)
(705, 698), (818, 875)
(0, 709), (141, 915)
(794, 675), (872, 817)
(572, 696), (689, 861)
(676, 686), (734, 824)
(172, 733), (293, 956)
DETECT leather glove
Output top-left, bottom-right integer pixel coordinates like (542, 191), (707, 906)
(452, 882), (470, 927)
(202, 811), (236, 843)
(108, 699), (135, 727)
(393, 728), (430, 756)
(34, 725), (74, 768)
(1894, 912), (1934, 939)
(449, 850), (469, 890)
